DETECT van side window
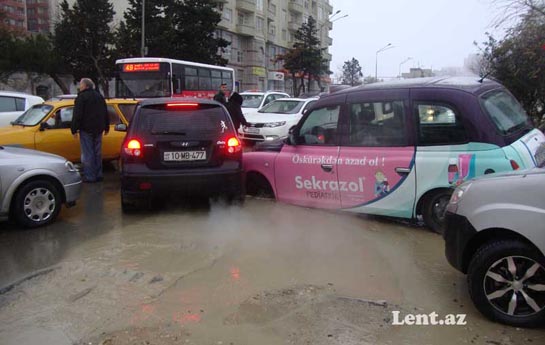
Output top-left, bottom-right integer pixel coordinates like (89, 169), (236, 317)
(298, 106), (340, 145)
(0, 96), (17, 112)
(417, 103), (468, 145)
(348, 101), (407, 147)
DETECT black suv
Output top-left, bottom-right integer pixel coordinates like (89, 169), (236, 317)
(116, 98), (244, 211)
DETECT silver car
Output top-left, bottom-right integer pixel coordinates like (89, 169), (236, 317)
(0, 146), (81, 228)
(444, 168), (545, 327)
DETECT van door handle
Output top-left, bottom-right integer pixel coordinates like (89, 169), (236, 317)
(321, 164), (334, 173)
(395, 167), (411, 175)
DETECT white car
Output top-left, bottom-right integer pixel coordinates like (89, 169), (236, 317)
(239, 97), (318, 142)
(240, 91), (290, 115)
(445, 167), (545, 327)
(0, 91), (44, 127)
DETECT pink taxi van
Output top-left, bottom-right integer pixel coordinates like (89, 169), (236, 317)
(243, 77), (545, 233)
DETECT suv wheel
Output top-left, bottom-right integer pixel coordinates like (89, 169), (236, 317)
(468, 240), (545, 328)
(422, 189), (452, 234)
(13, 180), (61, 228)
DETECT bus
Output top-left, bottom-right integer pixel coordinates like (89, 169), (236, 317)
(115, 57), (235, 99)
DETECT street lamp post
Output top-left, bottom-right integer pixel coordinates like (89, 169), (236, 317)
(398, 57), (412, 78)
(375, 43), (393, 81)
(141, 0), (145, 57)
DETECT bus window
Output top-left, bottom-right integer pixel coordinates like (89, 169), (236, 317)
(199, 69), (211, 90)
(211, 70), (222, 90)
(222, 71), (233, 90)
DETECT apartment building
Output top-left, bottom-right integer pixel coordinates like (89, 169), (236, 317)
(216, 0), (334, 92)
(0, 0), (27, 33)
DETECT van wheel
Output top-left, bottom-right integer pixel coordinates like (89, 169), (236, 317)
(246, 173), (274, 198)
(13, 180), (61, 228)
(468, 240), (545, 328)
(422, 189), (452, 234)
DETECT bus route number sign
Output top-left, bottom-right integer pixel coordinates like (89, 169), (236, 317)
(123, 63), (160, 72)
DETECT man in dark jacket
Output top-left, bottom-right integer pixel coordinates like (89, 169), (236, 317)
(71, 78), (109, 183)
(213, 83), (228, 105)
(226, 92), (248, 130)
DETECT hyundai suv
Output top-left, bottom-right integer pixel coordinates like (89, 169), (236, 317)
(117, 98), (244, 211)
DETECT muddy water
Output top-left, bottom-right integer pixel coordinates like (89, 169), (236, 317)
(0, 178), (543, 345)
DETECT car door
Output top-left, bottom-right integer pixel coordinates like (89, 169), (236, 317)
(102, 105), (127, 160)
(336, 90), (417, 218)
(34, 106), (81, 162)
(274, 99), (344, 209)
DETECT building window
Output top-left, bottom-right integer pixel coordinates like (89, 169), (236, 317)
(237, 51), (243, 63)
(223, 8), (232, 21)
(269, 3), (276, 15)
(282, 29), (287, 41)
(238, 12), (245, 25)
(256, 16), (264, 32)
(256, 0), (264, 11)
(269, 25), (276, 38)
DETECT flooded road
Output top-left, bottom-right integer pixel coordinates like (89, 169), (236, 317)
(0, 172), (543, 345)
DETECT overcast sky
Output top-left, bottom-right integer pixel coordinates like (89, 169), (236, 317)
(328, 0), (505, 79)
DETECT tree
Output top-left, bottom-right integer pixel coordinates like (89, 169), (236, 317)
(115, 0), (229, 65)
(0, 32), (70, 93)
(478, 8), (545, 125)
(491, 0), (545, 27)
(54, 0), (116, 95)
(277, 16), (329, 96)
(341, 58), (363, 86)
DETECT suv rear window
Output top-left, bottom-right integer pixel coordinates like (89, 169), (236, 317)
(480, 90), (530, 135)
(136, 105), (231, 136)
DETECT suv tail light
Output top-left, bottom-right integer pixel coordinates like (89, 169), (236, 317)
(227, 137), (242, 154)
(124, 139), (143, 157)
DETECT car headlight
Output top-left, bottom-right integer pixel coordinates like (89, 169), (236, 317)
(65, 161), (78, 172)
(263, 121), (286, 128)
(450, 182), (471, 204)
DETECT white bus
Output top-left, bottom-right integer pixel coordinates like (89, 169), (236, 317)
(115, 57), (235, 99)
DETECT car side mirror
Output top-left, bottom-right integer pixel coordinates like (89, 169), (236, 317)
(39, 122), (47, 131)
(287, 126), (298, 146)
(115, 123), (127, 132)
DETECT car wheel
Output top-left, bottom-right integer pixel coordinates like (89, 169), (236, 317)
(422, 189), (452, 234)
(468, 240), (545, 328)
(13, 180), (61, 228)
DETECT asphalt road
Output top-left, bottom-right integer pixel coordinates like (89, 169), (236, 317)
(0, 170), (544, 345)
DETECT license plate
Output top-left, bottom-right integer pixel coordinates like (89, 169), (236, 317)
(244, 127), (259, 134)
(163, 151), (206, 162)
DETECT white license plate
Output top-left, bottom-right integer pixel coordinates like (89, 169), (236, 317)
(163, 151), (206, 162)
(244, 127), (259, 134)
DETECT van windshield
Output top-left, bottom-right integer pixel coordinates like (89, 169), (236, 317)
(480, 90), (531, 135)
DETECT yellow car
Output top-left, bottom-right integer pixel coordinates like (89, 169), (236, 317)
(0, 99), (138, 162)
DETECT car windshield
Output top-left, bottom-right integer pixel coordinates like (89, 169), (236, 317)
(480, 90), (531, 135)
(258, 100), (305, 114)
(241, 94), (263, 108)
(12, 104), (53, 126)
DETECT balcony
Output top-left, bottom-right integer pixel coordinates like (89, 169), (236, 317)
(236, 0), (256, 13)
(325, 36), (333, 46)
(288, 1), (304, 14)
(323, 52), (332, 61)
(288, 21), (302, 32)
(236, 23), (256, 37)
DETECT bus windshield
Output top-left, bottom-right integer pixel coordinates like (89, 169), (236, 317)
(116, 62), (171, 98)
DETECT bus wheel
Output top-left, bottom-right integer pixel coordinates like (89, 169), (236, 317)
(422, 189), (452, 234)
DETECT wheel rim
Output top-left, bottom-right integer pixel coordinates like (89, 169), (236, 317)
(23, 187), (56, 223)
(432, 194), (450, 224)
(484, 256), (545, 317)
